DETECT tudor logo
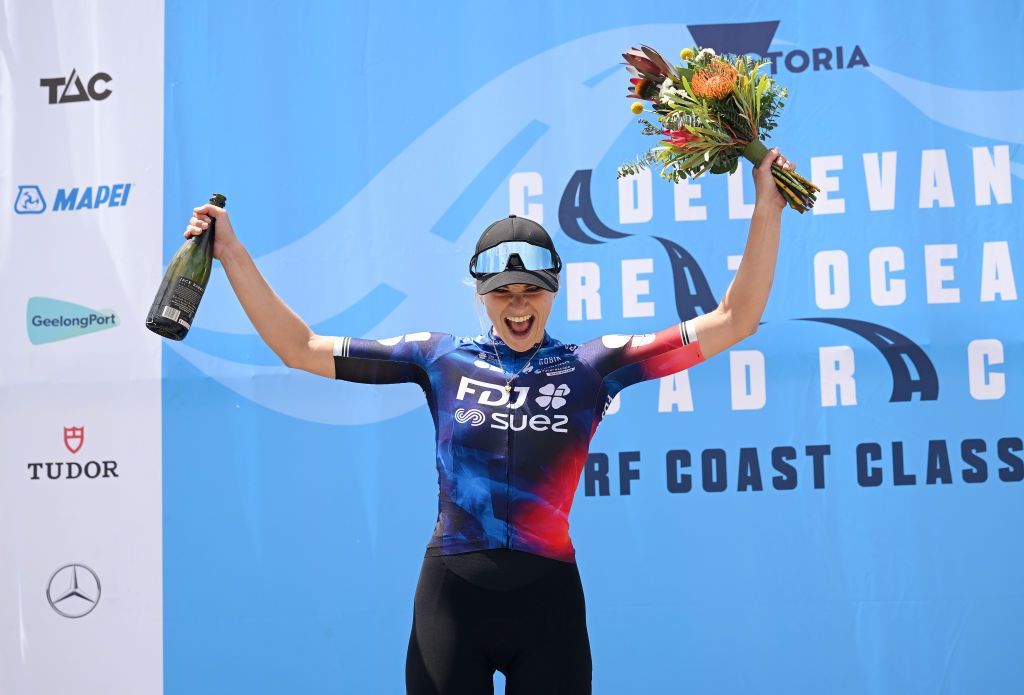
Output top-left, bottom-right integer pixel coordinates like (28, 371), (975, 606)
(64, 426), (84, 454)
(47, 564), (101, 618)
(454, 408), (486, 426)
(535, 384), (570, 410)
(28, 425), (119, 481)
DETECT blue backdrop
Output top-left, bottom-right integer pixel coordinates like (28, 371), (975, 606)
(163, 2), (1023, 692)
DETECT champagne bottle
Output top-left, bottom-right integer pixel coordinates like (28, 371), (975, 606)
(145, 193), (226, 340)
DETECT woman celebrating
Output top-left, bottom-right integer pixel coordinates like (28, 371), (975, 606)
(185, 148), (794, 694)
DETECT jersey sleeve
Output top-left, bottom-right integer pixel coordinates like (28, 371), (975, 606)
(332, 331), (451, 387)
(577, 319), (704, 393)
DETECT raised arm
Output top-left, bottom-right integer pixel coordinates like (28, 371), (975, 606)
(188, 204), (334, 377)
(689, 148), (791, 359)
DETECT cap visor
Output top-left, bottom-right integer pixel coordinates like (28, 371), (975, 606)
(476, 269), (558, 294)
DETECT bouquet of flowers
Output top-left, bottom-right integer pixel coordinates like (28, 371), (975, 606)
(620, 45), (820, 213)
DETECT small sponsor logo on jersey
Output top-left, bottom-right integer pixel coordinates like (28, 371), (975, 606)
(456, 376), (529, 409)
(454, 408), (486, 426)
(489, 412), (568, 433)
(535, 384), (570, 410)
(40, 69), (112, 104)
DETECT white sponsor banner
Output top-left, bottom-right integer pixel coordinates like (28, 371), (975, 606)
(0, 1), (163, 693)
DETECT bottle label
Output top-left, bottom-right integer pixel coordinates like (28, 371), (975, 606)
(165, 275), (205, 328)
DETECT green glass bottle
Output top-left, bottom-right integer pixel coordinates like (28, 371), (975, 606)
(145, 193), (226, 340)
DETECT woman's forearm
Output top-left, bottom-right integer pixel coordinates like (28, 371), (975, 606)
(219, 240), (314, 366)
(718, 204), (782, 332)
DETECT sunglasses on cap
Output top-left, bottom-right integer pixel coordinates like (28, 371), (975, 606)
(469, 241), (562, 277)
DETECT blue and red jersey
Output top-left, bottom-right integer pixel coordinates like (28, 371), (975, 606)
(333, 321), (703, 563)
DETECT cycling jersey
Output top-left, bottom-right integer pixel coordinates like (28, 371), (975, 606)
(333, 321), (704, 563)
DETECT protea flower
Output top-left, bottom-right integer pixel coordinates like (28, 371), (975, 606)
(622, 45), (675, 80)
(627, 76), (662, 102)
(619, 43), (821, 212)
(662, 128), (698, 148)
(691, 60), (738, 100)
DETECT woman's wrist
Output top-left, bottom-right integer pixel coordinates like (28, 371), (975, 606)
(219, 238), (248, 266)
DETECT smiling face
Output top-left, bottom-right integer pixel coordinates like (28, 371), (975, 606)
(480, 283), (556, 352)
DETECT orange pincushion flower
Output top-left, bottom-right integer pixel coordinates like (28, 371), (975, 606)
(691, 61), (738, 100)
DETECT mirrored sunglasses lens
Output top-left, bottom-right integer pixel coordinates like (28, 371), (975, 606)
(472, 242), (554, 273)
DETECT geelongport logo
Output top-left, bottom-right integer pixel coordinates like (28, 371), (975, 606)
(27, 297), (119, 345)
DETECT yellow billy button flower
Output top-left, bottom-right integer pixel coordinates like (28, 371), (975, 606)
(630, 101), (644, 114)
(680, 48), (694, 60)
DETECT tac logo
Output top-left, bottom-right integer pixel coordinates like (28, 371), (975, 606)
(14, 185), (46, 214)
(64, 426), (84, 454)
(535, 384), (570, 410)
(40, 69), (112, 104)
(14, 183), (132, 214)
(688, 20), (868, 74)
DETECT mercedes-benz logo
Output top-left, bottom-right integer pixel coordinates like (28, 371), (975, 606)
(47, 564), (101, 618)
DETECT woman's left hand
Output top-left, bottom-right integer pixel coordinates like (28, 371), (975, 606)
(753, 148), (794, 211)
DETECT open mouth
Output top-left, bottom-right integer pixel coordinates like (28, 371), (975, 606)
(504, 314), (534, 340)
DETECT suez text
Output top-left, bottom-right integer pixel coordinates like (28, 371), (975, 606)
(583, 436), (1023, 496)
(455, 376), (570, 433)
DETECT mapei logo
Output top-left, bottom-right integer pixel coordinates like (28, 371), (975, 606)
(14, 186), (46, 214)
(688, 20), (868, 74)
(40, 69), (112, 104)
(14, 183), (132, 214)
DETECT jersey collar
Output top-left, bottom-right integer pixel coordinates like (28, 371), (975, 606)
(481, 326), (555, 354)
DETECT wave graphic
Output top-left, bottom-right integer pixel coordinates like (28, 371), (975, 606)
(168, 24), (693, 425)
(868, 66), (1024, 169)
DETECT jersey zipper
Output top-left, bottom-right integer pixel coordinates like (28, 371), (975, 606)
(506, 403), (513, 549)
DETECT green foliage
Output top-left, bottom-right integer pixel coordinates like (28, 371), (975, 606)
(619, 44), (817, 211)
(621, 48), (791, 183)
(617, 149), (660, 179)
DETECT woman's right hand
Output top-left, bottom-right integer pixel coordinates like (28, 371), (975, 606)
(185, 203), (239, 261)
